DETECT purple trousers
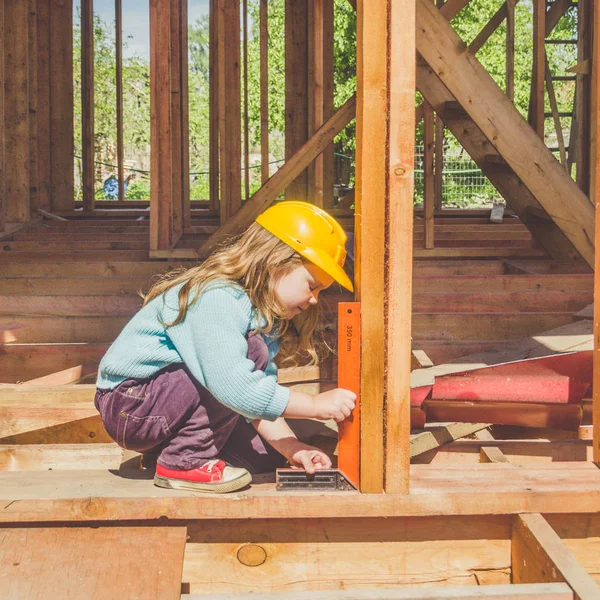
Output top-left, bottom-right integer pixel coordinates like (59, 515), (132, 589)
(94, 334), (286, 473)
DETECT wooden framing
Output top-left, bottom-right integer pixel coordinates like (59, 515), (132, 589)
(81, 0), (95, 210)
(0, 0), (3, 230)
(423, 102), (435, 249)
(260, 0), (269, 185)
(115, 0), (125, 204)
(594, 0), (600, 466)
(209, 0), (220, 210)
(531, 0), (545, 137)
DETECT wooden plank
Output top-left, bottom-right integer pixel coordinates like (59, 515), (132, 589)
(4, 0), (30, 222)
(260, 0), (269, 184)
(49, 0), (74, 211)
(385, 0), (416, 495)
(309, 0), (325, 206)
(180, 0), (191, 228)
(116, 0), (125, 203)
(81, 0), (95, 210)
(183, 585), (574, 599)
(199, 95), (355, 258)
(475, 429), (510, 463)
(531, 0), (545, 136)
(22, 364), (98, 385)
(36, 0), (51, 212)
(423, 102), (435, 249)
(209, 0), (220, 209)
(506, 0), (515, 100)
(415, 5), (596, 266)
(546, 60), (568, 167)
(0, 527), (187, 599)
(355, 0), (386, 494)
(285, 0), (309, 200)
(2, 463), (600, 522)
(28, 0), (39, 215)
(0, 443), (122, 471)
(434, 113), (443, 210)
(575, 0), (591, 194)
(243, 0), (250, 200)
(594, 0), (600, 466)
(217, 0), (241, 222)
(470, 2), (509, 55)
(512, 513), (600, 598)
(410, 423), (491, 458)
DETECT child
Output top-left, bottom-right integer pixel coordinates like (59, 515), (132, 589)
(95, 201), (356, 493)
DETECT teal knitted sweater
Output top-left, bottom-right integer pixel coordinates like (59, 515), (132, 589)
(96, 281), (290, 421)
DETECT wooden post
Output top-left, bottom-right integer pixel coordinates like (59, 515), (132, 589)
(385, 0), (415, 494)
(309, 0), (325, 206)
(49, 0), (75, 212)
(592, 0), (600, 465)
(82, 0), (95, 210)
(181, 0), (191, 227)
(4, 0), (30, 222)
(356, 0), (415, 494)
(115, 0), (124, 204)
(28, 0), (39, 214)
(575, 0), (591, 193)
(259, 0), (269, 185)
(217, 0), (241, 223)
(209, 0), (220, 210)
(531, 0), (545, 137)
(423, 102), (434, 248)
(243, 0), (250, 201)
(506, 0), (515, 101)
(434, 114), (443, 210)
(285, 0), (309, 200)
(0, 0), (4, 229)
(150, 0), (174, 250)
(37, 0), (52, 212)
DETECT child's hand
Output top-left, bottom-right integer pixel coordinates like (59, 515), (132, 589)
(312, 388), (356, 422)
(288, 444), (332, 474)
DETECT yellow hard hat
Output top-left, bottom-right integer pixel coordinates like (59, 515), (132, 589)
(256, 201), (354, 292)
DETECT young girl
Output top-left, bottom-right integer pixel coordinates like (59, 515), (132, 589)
(95, 201), (356, 493)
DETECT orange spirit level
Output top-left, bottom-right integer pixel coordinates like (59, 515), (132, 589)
(337, 301), (360, 488)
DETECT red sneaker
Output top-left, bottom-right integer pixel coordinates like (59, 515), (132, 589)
(154, 459), (252, 493)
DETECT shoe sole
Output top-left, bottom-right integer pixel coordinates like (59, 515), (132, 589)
(153, 471), (252, 493)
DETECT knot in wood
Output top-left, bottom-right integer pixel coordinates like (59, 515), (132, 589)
(237, 543), (267, 567)
(394, 167), (406, 177)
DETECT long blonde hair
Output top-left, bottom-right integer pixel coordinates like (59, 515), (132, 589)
(144, 222), (328, 365)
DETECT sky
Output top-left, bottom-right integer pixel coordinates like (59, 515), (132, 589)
(78, 0), (210, 60)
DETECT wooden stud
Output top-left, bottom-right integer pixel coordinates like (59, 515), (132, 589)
(181, 0), (191, 227)
(36, 0), (52, 212)
(4, 0), (30, 222)
(323, 0), (335, 208)
(209, 0), (220, 210)
(593, 0), (600, 467)
(512, 513), (600, 598)
(28, 0), (39, 215)
(0, 0), (4, 229)
(285, 0), (309, 200)
(49, 0), (75, 212)
(243, 0), (250, 201)
(259, 0), (269, 184)
(434, 114), (444, 210)
(423, 102), (435, 249)
(199, 96), (355, 258)
(545, 61), (568, 167)
(217, 0), (241, 222)
(310, 0), (325, 207)
(82, 0), (95, 210)
(385, 0), (416, 494)
(506, 0), (515, 101)
(531, 0), (545, 137)
(115, 0), (125, 204)
(575, 0), (591, 193)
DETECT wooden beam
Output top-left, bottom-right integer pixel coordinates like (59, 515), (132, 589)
(243, 0), (250, 201)
(285, 0), (310, 200)
(506, 0), (515, 100)
(116, 0), (125, 203)
(82, 0), (95, 210)
(309, 0), (325, 206)
(434, 114), (443, 210)
(546, 60), (568, 167)
(512, 513), (600, 598)
(209, 0), (220, 210)
(260, 0), (269, 185)
(28, 0), (39, 215)
(423, 102), (435, 249)
(531, 0), (545, 137)
(594, 0), (600, 466)
(0, 0), (4, 230)
(36, 0), (51, 212)
(180, 0), (191, 228)
(198, 95), (355, 258)
(416, 0), (595, 267)
(217, 0), (241, 222)
(575, 0), (592, 194)
(49, 0), (75, 212)
(4, 0), (30, 222)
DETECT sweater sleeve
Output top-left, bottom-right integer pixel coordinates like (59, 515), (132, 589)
(163, 286), (290, 421)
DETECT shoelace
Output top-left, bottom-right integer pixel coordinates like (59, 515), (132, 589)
(204, 459), (220, 473)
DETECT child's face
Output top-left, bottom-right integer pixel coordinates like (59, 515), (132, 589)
(275, 263), (334, 319)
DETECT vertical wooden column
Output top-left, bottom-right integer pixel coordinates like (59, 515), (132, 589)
(243, 0), (250, 201)
(115, 0), (124, 203)
(28, 0), (39, 214)
(576, 0), (591, 193)
(285, 0), (309, 200)
(50, 0), (75, 212)
(181, 0), (191, 227)
(0, 0), (4, 229)
(217, 0), (241, 223)
(150, 0), (174, 249)
(434, 115), (443, 210)
(4, 1), (30, 222)
(37, 0), (52, 211)
(506, 0), (515, 101)
(209, 0), (220, 210)
(82, 0), (95, 210)
(423, 102), (434, 249)
(259, 0), (269, 184)
(384, 0), (415, 495)
(531, 0), (545, 137)
(150, 0), (189, 250)
(592, 0), (600, 466)
(355, 0), (415, 494)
